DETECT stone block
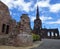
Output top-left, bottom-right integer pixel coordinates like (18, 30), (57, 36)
(14, 33), (33, 46)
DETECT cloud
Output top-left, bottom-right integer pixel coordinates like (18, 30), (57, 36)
(30, 0), (50, 11)
(30, 16), (53, 23)
(1, 0), (60, 13)
(1, 0), (33, 13)
(40, 16), (52, 21)
(49, 3), (60, 12)
(35, 0), (60, 13)
(45, 19), (60, 24)
(1, 0), (15, 8)
(35, 0), (50, 7)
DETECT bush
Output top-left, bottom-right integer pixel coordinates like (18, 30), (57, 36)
(32, 33), (40, 41)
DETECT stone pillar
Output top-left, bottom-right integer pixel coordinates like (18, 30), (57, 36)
(57, 33), (59, 39)
(50, 32), (51, 38)
(47, 32), (48, 38)
(53, 32), (55, 39)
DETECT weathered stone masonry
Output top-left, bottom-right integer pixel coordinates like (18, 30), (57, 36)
(0, 1), (16, 35)
(0, 1), (33, 46)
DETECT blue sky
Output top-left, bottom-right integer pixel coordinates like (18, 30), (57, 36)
(1, 0), (60, 34)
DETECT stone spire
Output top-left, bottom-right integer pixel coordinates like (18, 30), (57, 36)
(36, 6), (40, 19)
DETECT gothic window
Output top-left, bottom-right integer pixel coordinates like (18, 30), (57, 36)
(2, 24), (5, 33)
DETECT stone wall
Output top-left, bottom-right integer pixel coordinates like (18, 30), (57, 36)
(0, 1), (33, 46)
(13, 14), (33, 46)
(0, 1), (11, 34)
(19, 14), (31, 34)
(0, 1), (16, 35)
(13, 34), (33, 46)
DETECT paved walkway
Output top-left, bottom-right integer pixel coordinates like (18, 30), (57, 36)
(31, 39), (60, 49)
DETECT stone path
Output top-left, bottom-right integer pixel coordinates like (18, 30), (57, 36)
(31, 39), (60, 49)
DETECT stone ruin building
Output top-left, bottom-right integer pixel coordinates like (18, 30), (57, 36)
(0, 1), (33, 46)
(0, 1), (16, 35)
(15, 14), (32, 46)
(19, 14), (31, 34)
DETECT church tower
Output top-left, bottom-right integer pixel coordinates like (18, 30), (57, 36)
(36, 6), (39, 19)
(33, 6), (42, 35)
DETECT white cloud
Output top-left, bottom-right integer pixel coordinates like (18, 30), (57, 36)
(1, 0), (15, 8)
(35, 0), (60, 13)
(1, 0), (60, 13)
(40, 16), (52, 21)
(35, 0), (50, 7)
(49, 4), (60, 12)
(30, 0), (50, 12)
(1, 0), (33, 12)
(30, 16), (53, 23)
(45, 19), (60, 24)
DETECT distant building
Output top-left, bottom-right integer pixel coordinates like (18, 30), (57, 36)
(33, 5), (59, 39)
(33, 6), (42, 35)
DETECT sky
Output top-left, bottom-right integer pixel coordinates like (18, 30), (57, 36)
(1, 0), (60, 34)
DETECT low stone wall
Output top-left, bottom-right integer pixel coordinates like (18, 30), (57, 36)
(13, 33), (33, 46)
(0, 33), (33, 47)
(0, 35), (9, 45)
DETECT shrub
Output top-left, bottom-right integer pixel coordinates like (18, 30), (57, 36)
(32, 33), (40, 41)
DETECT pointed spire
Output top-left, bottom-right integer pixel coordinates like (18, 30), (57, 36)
(36, 5), (39, 19)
